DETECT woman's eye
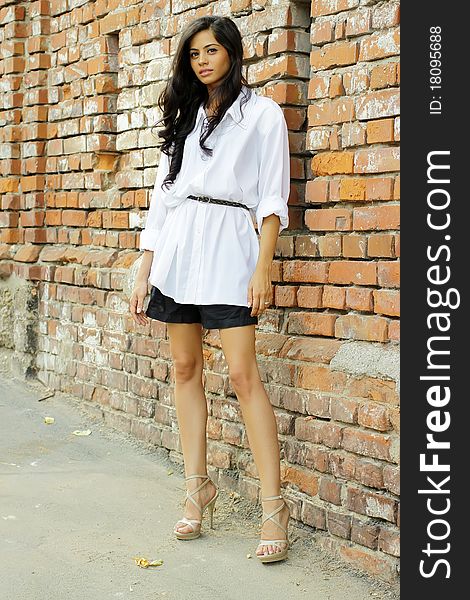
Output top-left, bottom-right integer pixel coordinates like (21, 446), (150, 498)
(190, 48), (216, 58)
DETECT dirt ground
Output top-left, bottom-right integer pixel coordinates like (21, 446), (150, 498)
(0, 375), (399, 600)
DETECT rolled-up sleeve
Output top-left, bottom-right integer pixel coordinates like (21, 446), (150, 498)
(139, 149), (170, 251)
(255, 103), (290, 235)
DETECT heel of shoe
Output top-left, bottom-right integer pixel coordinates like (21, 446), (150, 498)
(208, 501), (215, 529)
(206, 490), (218, 529)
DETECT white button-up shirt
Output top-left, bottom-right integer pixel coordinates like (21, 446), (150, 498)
(139, 85), (290, 307)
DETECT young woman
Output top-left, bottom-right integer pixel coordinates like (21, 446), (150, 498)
(129, 15), (291, 564)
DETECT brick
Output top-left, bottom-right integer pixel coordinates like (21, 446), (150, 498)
(339, 177), (366, 200)
(341, 122), (366, 147)
(346, 376), (399, 406)
(310, 20), (335, 45)
(388, 320), (400, 342)
(334, 20), (346, 40)
(329, 180), (341, 201)
(302, 501), (327, 530)
(329, 74), (344, 97)
(317, 234), (342, 256)
(306, 208), (352, 231)
(353, 205), (400, 230)
(328, 260), (376, 285)
(305, 179), (329, 203)
(394, 116), (400, 141)
(343, 234), (367, 258)
(310, 41), (358, 70)
(367, 118), (394, 143)
(288, 312), (337, 336)
(354, 458), (384, 488)
(322, 285), (346, 309)
(305, 392), (332, 418)
(345, 8), (371, 37)
(368, 234), (394, 257)
(342, 428), (392, 462)
(296, 285), (323, 308)
(356, 89), (400, 120)
(370, 62), (398, 89)
(281, 464), (319, 496)
(354, 148), (400, 174)
(327, 511), (352, 538)
(347, 488), (397, 523)
(394, 176), (400, 199)
(393, 233), (400, 257)
(275, 285), (298, 307)
(346, 287), (373, 311)
(283, 260), (329, 283)
(358, 402), (391, 431)
(339, 545), (397, 582)
(335, 314), (388, 342)
(383, 465), (400, 496)
(307, 127), (331, 150)
(365, 177), (394, 200)
(279, 336), (341, 363)
(311, 0), (360, 18)
(351, 518), (380, 549)
(373, 289), (400, 316)
(308, 97), (355, 126)
(320, 477), (343, 505)
(305, 443), (331, 472)
(329, 129), (340, 151)
(372, 3), (400, 30)
(295, 416), (345, 448)
(378, 527), (400, 557)
(296, 364), (349, 395)
(343, 67), (369, 94)
(62, 210), (87, 227)
(312, 151), (355, 175)
(359, 28), (400, 61)
(329, 452), (356, 480)
(309, 73), (330, 98)
(295, 235), (319, 257)
(330, 397), (359, 423)
(377, 261), (400, 288)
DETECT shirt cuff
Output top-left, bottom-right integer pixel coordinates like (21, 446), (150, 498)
(139, 228), (160, 251)
(256, 196), (289, 234)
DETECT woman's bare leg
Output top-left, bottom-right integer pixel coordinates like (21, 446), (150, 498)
(167, 322), (217, 534)
(218, 324), (289, 557)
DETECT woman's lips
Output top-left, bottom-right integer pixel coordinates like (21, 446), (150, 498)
(200, 70), (213, 76)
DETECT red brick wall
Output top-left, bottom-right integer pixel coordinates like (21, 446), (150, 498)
(0, 0), (399, 582)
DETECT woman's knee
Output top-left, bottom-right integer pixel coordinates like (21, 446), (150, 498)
(173, 354), (202, 383)
(229, 365), (259, 395)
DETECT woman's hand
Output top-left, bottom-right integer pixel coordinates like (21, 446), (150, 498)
(129, 280), (149, 326)
(247, 264), (273, 317)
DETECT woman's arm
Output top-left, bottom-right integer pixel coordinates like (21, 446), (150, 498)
(248, 213), (280, 315)
(257, 213), (280, 270)
(135, 249), (154, 283)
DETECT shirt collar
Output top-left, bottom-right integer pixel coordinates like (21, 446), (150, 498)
(195, 85), (251, 130)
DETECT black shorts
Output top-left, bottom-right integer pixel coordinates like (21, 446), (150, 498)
(145, 285), (258, 330)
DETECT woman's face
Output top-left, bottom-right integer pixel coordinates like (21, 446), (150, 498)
(189, 29), (231, 95)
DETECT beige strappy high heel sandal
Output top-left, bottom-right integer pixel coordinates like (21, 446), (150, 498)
(173, 474), (219, 540)
(256, 494), (290, 563)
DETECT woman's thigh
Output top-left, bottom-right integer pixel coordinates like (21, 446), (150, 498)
(167, 323), (204, 382)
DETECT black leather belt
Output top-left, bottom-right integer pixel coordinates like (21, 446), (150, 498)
(187, 194), (250, 211)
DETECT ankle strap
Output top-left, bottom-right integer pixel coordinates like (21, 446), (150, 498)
(185, 474), (209, 480)
(262, 494), (283, 501)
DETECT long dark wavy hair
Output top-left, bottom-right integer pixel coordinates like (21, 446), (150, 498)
(151, 16), (253, 191)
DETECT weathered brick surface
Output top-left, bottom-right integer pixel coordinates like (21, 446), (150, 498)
(1, 0), (399, 583)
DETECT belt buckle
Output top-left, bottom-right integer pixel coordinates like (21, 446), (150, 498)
(199, 195), (211, 202)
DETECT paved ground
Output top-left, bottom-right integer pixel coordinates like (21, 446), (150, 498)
(0, 375), (399, 600)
